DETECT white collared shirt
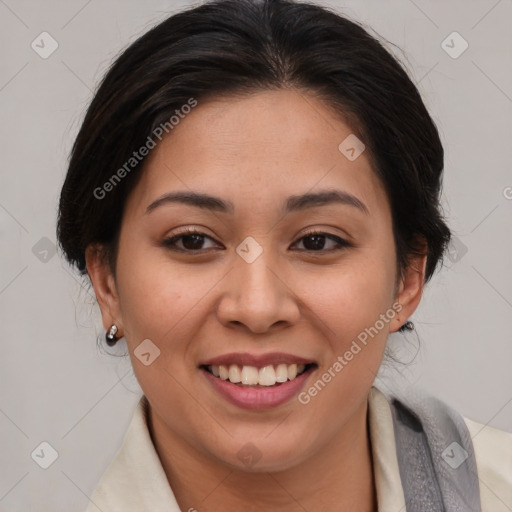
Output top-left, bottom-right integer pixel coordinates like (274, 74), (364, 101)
(85, 386), (512, 511)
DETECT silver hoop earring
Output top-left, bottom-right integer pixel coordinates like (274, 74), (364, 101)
(106, 325), (118, 346)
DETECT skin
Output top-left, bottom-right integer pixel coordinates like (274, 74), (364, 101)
(86, 88), (426, 512)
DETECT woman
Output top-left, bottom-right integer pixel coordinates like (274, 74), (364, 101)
(56, 0), (512, 510)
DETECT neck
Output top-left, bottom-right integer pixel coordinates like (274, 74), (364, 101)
(147, 398), (377, 512)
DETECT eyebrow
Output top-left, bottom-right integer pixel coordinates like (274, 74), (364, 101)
(145, 189), (369, 216)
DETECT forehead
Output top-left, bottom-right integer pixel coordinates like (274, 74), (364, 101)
(124, 89), (388, 219)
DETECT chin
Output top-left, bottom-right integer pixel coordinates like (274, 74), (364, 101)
(208, 433), (312, 474)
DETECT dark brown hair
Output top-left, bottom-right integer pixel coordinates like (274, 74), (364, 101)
(56, 0), (451, 333)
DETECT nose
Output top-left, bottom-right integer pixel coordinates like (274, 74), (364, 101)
(216, 248), (300, 334)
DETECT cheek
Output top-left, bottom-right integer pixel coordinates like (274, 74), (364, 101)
(299, 251), (397, 346)
(114, 253), (205, 405)
(115, 239), (203, 335)
(114, 243), (228, 377)
(116, 269), (181, 340)
(294, 259), (396, 435)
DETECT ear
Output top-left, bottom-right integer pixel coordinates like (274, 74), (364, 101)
(389, 241), (428, 333)
(85, 244), (123, 336)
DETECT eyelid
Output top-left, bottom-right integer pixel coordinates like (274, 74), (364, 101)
(162, 227), (220, 251)
(291, 229), (353, 252)
(162, 227), (353, 253)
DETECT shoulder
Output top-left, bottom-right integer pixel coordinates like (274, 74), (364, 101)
(463, 416), (512, 512)
(84, 395), (181, 512)
(376, 385), (512, 511)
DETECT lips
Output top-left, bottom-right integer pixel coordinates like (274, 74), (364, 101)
(198, 352), (317, 408)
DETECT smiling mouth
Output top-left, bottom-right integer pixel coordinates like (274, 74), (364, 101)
(201, 363), (317, 387)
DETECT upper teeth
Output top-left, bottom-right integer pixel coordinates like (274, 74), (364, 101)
(210, 364), (306, 386)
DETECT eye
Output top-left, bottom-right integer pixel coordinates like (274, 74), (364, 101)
(291, 230), (352, 252)
(162, 228), (352, 254)
(162, 228), (219, 252)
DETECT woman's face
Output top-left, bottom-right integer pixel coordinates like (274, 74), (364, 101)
(89, 89), (424, 472)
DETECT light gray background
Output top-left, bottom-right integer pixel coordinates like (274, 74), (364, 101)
(1, 0), (511, 510)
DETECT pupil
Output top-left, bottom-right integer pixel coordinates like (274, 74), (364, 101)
(183, 234), (203, 250)
(304, 235), (325, 250)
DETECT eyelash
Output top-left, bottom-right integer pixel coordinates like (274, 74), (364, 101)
(161, 227), (353, 254)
